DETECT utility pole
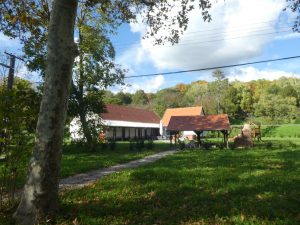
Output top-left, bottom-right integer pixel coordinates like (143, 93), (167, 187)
(0, 52), (25, 90)
(6, 53), (15, 90)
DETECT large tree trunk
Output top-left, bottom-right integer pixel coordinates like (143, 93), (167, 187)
(14, 0), (78, 224)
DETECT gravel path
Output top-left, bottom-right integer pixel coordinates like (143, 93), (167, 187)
(59, 150), (176, 190)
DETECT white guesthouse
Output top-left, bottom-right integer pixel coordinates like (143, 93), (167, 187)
(70, 104), (160, 141)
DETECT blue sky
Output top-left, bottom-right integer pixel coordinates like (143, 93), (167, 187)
(1, 0), (300, 93)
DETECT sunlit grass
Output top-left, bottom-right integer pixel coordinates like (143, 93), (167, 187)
(58, 139), (300, 225)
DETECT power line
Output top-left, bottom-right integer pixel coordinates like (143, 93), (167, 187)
(115, 29), (294, 51)
(125, 55), (300, 78)
(112, 18), (297, 48)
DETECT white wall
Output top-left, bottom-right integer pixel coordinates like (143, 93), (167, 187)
(70, 116), (160, 141)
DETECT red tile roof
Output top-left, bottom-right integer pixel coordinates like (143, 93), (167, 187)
(161, 106), (204, 127)
(167, 114), (230, 131)
(100, 104), (160, 124)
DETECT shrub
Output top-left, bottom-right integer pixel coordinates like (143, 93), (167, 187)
(135, 139), (144, 150)
(100, 142), (108, 150)
(129, 139), (135, 151)
(202, 142), (211, 150)
(146, 139), (154, 150)
(218, 143), (225, 150)
(108, 140), (116, 150)
(178, 140), (185, 150)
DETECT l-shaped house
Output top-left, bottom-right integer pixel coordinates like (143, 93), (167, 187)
(70, 104), (160, 141)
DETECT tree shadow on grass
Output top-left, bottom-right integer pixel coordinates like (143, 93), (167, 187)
(58, 149), (300, 225)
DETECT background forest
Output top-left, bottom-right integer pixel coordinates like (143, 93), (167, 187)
(104, 74), (300, 124)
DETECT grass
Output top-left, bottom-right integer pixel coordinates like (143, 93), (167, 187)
(55, 139), (300, 225)
(0, 141), (171, 192)
(261, 125), (300, 138)
(60, 141), (170, 178)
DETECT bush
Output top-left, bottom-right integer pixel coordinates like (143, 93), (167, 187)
(129, 139), (135, 151)
(146, 139), (154, 150)
(178, 140), (185, 150)
(217, 143), (225, 150)
(100, 142), (108, 150)
(135, 139), (144, 150)
(202, 142), (211, 150)
(108, 140), (116, 150)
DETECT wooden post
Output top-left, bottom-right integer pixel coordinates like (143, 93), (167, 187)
(226, 131), (229, 149)
(194, 131), (202, 148)
(113, 127), (116, 141)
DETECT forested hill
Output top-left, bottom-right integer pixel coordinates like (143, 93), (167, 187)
(104, 76), (300, 124)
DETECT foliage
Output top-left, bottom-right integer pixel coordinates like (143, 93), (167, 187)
(0, 78), (40, 210)
(106, 76), (300, 124)
(153, 88), (185, 117)
(108, 140), (116, 150)
(286, 0), (300, 32)
(254, 94), (297, 121)
(132, 90), (148, 106)
(145, 139), (154, 150)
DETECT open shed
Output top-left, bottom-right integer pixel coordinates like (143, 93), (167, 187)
(167, 114), (231, 148)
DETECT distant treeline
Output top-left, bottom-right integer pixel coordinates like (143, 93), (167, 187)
(103, 76), (300, 124)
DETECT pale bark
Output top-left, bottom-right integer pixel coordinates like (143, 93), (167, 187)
(13, 0), (78, 224)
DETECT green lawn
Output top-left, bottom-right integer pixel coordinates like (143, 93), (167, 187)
(0, 141), (171, 193)
(60, 141), (171, 178)
(57, 139), (300, 225)
(261, 125), (300, 138)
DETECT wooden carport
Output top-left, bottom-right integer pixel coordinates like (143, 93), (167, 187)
(167, 114), (231, 148)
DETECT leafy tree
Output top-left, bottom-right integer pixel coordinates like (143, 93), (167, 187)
(132, 89), (148, 105)
(68, 4), (125, 146)
(210, 69), (228, 113)
(0, 78), (41, 209)
(0, 0), (214, 223)
(222, 84), (241, 117)
(240, 86), (254, 116)
(254, 93), (297, 122)
(182, 80), (208, 106)
(153, 88), (184, 116)
(103, 90), (122, 105)
(115, 91), (132, 105)
(266, 83), (281, 95)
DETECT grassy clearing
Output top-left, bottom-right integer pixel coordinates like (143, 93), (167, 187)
(56, 139), (300, 225)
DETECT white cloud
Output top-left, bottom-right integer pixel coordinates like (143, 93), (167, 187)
(274, 32), (300, 40)
(117, 75), (165, 93)
(228, 66), (300, 82)
(119, 0), (288, 71)
(0, 33), (22, 52)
